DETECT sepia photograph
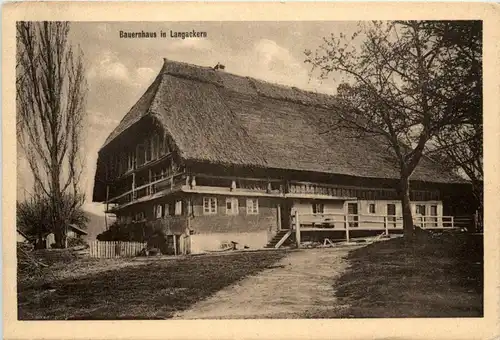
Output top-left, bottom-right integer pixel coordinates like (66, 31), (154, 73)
(12, 15), (486, 325)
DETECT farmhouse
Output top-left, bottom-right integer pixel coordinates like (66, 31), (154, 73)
(92, 58), (472, 254)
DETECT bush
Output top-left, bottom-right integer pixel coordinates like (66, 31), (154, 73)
(67, 237), (87, 248)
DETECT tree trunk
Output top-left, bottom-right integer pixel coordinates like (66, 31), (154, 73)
(51, 166), (66, 248)
(400, 175), (414, 242)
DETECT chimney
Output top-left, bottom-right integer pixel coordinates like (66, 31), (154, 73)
(214, 62), (226, 71)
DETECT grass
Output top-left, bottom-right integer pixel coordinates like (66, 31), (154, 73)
(327, 232), (483, 318)
(18, 250), (287, 320)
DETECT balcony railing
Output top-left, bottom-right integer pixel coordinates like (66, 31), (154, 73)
(291, 212), (456, 231)
(107, 172), (186, 206)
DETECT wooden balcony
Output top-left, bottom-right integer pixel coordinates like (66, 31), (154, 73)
(106, 172), (186, 209)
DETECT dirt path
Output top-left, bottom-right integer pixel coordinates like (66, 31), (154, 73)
(174, 246), (361, 319)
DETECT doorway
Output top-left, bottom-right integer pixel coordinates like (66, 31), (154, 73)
(387, 203), (396, 228)
(280, 200), (293, 230)
(347, 202), (359, 228)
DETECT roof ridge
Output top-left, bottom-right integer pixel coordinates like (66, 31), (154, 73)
(161, 58), (340, 109)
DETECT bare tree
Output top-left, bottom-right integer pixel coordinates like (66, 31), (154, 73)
(431, 21), (483, 225)
(305, 21), (481, 241)
(16, 22), (87, 248)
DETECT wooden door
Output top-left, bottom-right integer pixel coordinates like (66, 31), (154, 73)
(280, 200), (292, 229)
(387, 204), (396, 228)
(347, 202), (359, 228)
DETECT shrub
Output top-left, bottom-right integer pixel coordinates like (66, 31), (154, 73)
(67, 237), (87, 248)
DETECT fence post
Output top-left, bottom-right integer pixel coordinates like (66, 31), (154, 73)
(384, 216), (388, 236)
(451, 216), (454, 229)
(295, 210), (301, 248)
(345, 214), (350, 243)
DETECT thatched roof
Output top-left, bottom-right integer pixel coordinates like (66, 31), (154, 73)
(96, 58), (465, 196)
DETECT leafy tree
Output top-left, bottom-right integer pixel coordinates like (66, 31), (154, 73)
(16, 22), (88, 248)
(305, 21), (481, 240)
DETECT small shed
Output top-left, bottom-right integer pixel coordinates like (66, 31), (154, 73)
(43, 224), (88, 249)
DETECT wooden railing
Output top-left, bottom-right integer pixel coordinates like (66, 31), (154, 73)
(288, 211), (458, 245)
(107, 172), (186, 205)
(292, 212), (456, 231)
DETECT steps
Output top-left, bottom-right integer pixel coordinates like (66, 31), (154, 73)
(265, 230), (292, 248)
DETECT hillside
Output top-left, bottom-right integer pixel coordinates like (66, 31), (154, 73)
(83, 211), (114, 241)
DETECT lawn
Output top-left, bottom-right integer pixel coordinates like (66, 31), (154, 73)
(329, 232), (483, 318)
(17, 250), (287, 320)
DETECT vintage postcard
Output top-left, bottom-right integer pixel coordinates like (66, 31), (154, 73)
(2, 2), (500, 340)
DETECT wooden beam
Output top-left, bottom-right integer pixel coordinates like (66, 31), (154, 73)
(295, 210), (301, 248)
(132, 173), (136, 198)
(344, 214), (350, 243)
(275, 230), (292, 249)
(277, 204), (282, 231)
(105, 185), (110, 230)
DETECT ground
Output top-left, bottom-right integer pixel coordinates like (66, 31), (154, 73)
(174, 246), (360, 319)
(328, 232), (484, 318)
(17, 249), (287, 319)
(17, 232), (483, 319)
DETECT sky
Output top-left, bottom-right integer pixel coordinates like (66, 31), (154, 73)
(17, 21), (360, 216)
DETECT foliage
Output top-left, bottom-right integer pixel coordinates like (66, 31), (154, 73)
(17, 195), (51, 242)
(97, 221), (150, 242)
(305, 21), (482, 240)
(67, 237), (88, 248)
(16, 22), (88, 248)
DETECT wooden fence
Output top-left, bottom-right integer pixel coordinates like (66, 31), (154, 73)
(89, 241), (146, 258)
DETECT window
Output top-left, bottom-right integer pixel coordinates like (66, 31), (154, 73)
(155, 204), (163, 219)
(312, 203), (324, 214)
(145, 139), (152, 163)
(416, 204), (426, 215)
(136, 144), (145, 166)
(175, 200), (183, 216)
(163, 137), (170, 154)
(164, 203), (170, 217)
(368, 203), (376, 214)
(152, 134), (159, 160)
(127, 150), (135, 170)
(226, 198), (239, 215)
(246, 198), (259, 215)
(158, 134), (165, 155)
(203, 197), (217, 215)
